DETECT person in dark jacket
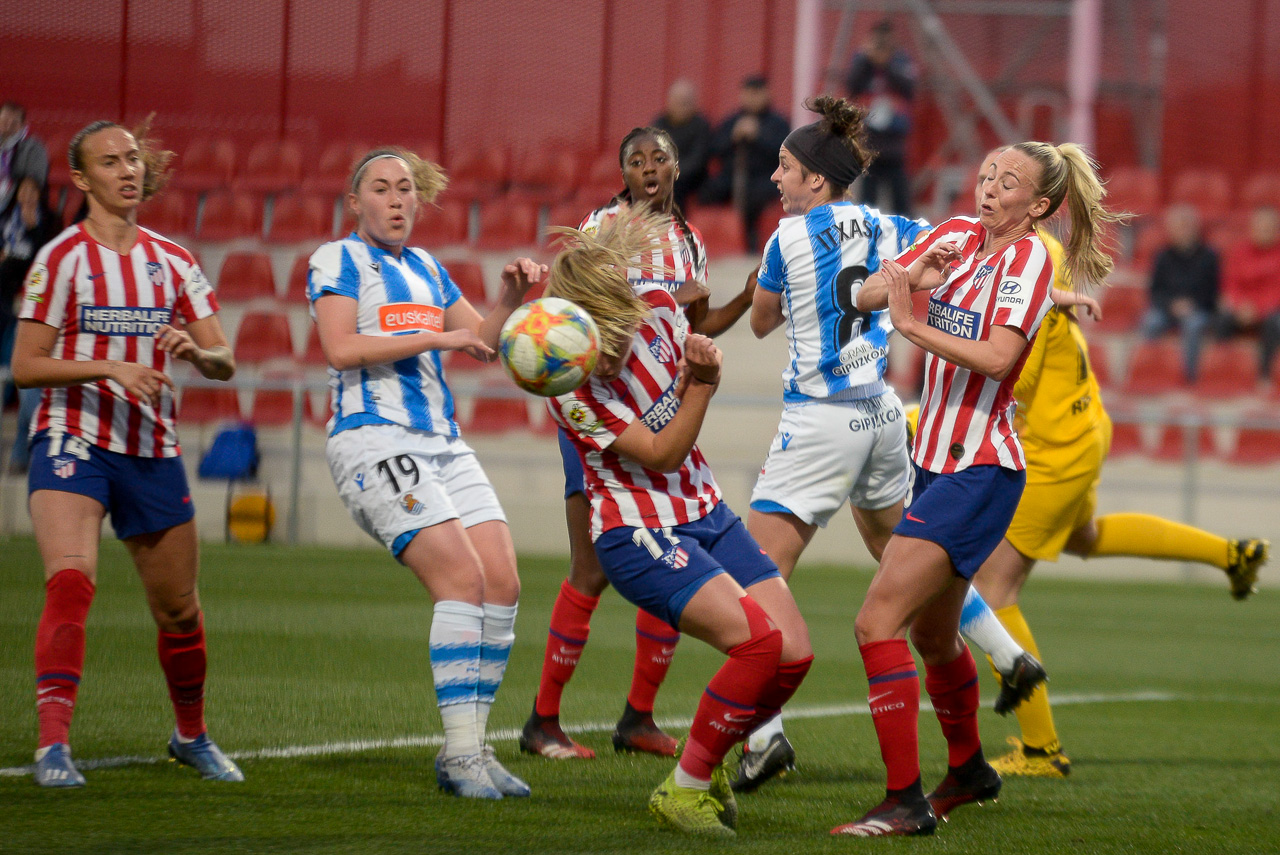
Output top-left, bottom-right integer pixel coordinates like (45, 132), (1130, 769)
(1139, 204), (1219, 380)
(845, 19), (917, 216)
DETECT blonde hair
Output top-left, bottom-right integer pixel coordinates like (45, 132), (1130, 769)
(348, 146), (447, 205)
(546, 207), (674, 360)
(69, 113), (173, 201)
(1012, 141), (1129, 289)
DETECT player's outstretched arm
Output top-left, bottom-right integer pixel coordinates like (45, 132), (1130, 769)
(857, 243), (962, 311)
(11, 319), (175, 408)
(610, 334), (721, 472)
(314, 293), (489, 371)
(703, 268), (758, 338)
(474, 257), (547, 353)
(749, 269), (784, 339)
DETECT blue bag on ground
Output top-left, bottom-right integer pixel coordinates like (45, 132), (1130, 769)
(198, 422), (259, 480)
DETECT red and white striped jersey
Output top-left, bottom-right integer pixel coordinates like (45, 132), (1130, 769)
(18, 223), (219, 458)
(897, 217), (1055, 473)
(549, 285), (722, 539)
(579, 202), (708, 299)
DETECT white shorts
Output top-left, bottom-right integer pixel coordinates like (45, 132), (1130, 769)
(326, 423), (506, 556)
(750, 390), (910, 527)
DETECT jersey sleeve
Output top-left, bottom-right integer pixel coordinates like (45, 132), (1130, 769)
(882, 214), (933, 257)
(756, 229), (786, 294)
(687, 224), (709, 288)
(18, 243), (71, 327)
(894, 216), (976, 267)
(550, 382), (635, 452)
(308, 242), (359, 302)
(991, 236), (1056, 335)
(174, 260), (219, 323)
(432, 257), (463, 308)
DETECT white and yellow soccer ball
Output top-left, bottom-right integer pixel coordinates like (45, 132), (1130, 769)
(498, 297), (600, 397)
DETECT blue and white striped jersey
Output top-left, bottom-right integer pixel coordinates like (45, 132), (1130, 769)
(756, 201), (928, 402)
(308, 234), (464, 437)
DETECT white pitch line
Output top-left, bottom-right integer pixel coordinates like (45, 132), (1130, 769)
(0, 689), (1192, 778)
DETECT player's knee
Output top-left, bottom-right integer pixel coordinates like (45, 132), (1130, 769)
(909, 624), (962, 665)
(152, 597), (201, 634)
(567, 557), (608, 597)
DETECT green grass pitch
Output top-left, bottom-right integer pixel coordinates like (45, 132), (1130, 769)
(1, 537), (1277, 854)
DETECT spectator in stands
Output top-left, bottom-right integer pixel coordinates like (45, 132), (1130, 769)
(700, 75), (790, 253)
(845, 19), (917, 216)
(1219, 205), (1280, 379)
(0, 102), (49, 212)
(1140, 204), (1218, 381)
(653, 79), (712, 210)
(2, 176), (59, 473)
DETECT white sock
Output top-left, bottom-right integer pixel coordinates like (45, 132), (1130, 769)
(476, 602), (517, 741)
(747, 713), (785, 753)
(673, 764), (711, 790)
(959, 586), (1022, 673)
(430, 600), (484, 758)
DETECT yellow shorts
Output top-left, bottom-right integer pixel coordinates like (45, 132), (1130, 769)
(1005, 420), (1110, 562)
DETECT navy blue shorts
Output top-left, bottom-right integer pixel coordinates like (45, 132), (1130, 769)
(894, 463), (1025, 579)
(28, 431), (196, 540)
(593, 501), (780, 629)
(558, 428), (586, 500)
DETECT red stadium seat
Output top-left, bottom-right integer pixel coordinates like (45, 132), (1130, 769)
(216, 251), (277, 303)
(174, 137), (237, 193)
(250, 376), (303, 428)
(1168, 170), (1232, 221)
(302, 323), (327, 367)
(475, 198), (539, 250)
(59, 188), (86, 227)
(235, 139), (304, 195)
(1094, 286), (1147, 333)
(1105, 166), (1161, 217)
(1107, 418), (1145, 458)
(1228, 407), (1280, 465)
(509, 148), (582, 204)
(198, 191), (262, 241)
(547, 201), (586, 231)
(417, 199), (470, 246)
(267, 193), (333, 244)
(1153, 414), (1217, 462)
(178, 386), (242, 425)
(575, 151), (622, 208)
(1240, 172), (1280, 210)
(140, 191), (191, 237)
(465, 383), (531, 434)
(285, 253), (312, 305)
(692, 205), (747, 257)
(1087, 340), (1113, 388)
(1192, 341), (1260, 400)
(1129, 222), (1167, 270)
(301, 141), (368, 196)
(44, 131), (74, 191)
(447, 145), (509, 202)
(234, 311), (295, 364)
(439, 258), (488, 306)
(1121, 339), (1186, 396)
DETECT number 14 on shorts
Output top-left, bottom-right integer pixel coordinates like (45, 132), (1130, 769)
(633, 527), (689, 568)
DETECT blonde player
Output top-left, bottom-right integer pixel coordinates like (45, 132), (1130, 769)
(310, 147), (545, 799)
(964, 150), (1270, 779)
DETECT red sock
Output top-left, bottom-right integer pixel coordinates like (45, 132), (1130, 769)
(35, 569), (95, 748)
(627, 609), (679, 713)
(860, 639), (921, 791)
(680, 596), (782, 781)
(749, 655), (814, 731)
(924, 646), (982, 768)
(534, 580), (599, 718)
(158, 616), (207, 739)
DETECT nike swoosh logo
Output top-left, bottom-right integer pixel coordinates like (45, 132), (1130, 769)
(88, 273), (105, 280)
(905, 511), (926, 523)
(660, 647), (676, 656)
(36, 686), (58, 695)
(723, 713), (754, 723)
(868, 692), (892, 705)
(557, 645), (580, 655)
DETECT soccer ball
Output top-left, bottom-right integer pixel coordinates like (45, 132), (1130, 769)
(498, 297), (599, 397)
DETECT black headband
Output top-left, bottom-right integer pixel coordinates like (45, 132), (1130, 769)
(783, 121), (864, 187)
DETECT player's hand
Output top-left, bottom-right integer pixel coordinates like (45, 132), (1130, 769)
(155, 324), (200, 364)
(435, 328), (493, 358)
(501, 257), (549, 302)
(683, 333), (722, 386)
(919, 241), (962, 273)
(110, 361), (174, 409)
(881, 260), (915, 330)
(1076, 294), (1102, 321)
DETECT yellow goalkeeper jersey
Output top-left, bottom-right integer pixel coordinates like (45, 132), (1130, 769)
(1013, 232), (1109, 482)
